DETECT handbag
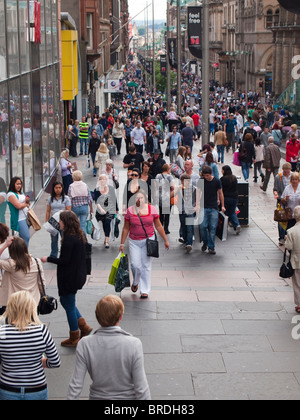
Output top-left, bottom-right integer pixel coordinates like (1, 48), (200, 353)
(26, 208), (42, 231)
(279, 249), (294, 278)
(274, 207), (292, 222)
(34, 258), (58, 315)
(136, 207), (159, 258)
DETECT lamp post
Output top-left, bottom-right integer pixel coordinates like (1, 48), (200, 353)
(152, 0), (156, 95)
(201, 0), (210, 147)
(177, 0), (181, 114)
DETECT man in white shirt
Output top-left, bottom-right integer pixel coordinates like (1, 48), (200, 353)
(131, 121), (146, 154)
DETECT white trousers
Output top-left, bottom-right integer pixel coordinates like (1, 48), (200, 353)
(129, 237), (153, 295)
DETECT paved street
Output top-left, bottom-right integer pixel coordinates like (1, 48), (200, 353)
(28, 139), (300, 400)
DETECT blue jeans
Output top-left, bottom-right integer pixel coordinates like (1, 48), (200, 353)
(199, 208), (219, 251)
(217, 145), (225, 163)
(241, 161), (251, 181)
(0, 387), (48, 400)
(90, 153), (97, 175)
(80, 138), (88, 154)
(72, 205), (89, 235)
(49, 231), (62, 258)
(224, 197), (240, 229)
(179, 213), (195, 246)
(18, 219), (30, 247)
(60, 294), (82, 332)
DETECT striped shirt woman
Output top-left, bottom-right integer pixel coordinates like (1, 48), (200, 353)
(0, 291), (60, 400)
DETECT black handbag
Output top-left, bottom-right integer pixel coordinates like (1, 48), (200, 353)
(136, 207), (159, 258)
(35, 258), (58, 315)
(279, 249), (294, 278)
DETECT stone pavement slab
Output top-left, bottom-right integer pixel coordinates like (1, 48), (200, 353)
(26, 142), (300, 400)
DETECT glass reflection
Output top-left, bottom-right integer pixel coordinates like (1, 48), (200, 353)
(21, 75), (33, 197)
(0, 1), (7, 81)
(6, 0), (19, 77)
(19, 1), (30, 74)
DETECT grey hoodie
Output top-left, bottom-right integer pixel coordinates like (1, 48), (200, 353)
(67, 326), (151, 400)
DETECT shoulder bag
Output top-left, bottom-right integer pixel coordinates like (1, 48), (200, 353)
(34, 258), (58, 315)
(135, 206), (159, 258)
(279, 249), (294, 278)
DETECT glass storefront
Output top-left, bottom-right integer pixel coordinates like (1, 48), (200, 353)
(0, 0), (62, 217)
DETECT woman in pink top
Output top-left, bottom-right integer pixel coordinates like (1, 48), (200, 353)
(119, 190), (170, 298)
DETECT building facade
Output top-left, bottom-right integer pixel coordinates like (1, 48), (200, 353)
(0, 0), (62, 206)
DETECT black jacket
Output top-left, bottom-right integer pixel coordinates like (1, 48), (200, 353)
(48, 234), (87, 296)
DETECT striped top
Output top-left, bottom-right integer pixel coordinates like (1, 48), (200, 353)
(0, 324), (60, 387)
(79, 122), (89, 139)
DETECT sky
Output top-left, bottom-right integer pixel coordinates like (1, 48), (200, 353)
(128, 0), (167, 22)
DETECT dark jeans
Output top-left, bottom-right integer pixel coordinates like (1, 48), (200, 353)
(159, 205), (172, 232)
(114, 137), (122, 155)
(179, 213), (195, 246)
(224, 197), (239, 229)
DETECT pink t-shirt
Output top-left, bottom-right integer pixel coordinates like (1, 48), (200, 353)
(125, 205), (159, 240)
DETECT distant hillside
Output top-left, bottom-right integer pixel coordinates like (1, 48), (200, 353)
(133, 19), (166, 28)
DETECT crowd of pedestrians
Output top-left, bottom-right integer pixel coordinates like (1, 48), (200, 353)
(0, 57), (299, 399)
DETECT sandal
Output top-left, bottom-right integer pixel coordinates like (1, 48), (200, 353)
(295, 306), (300, 313)
(140, 294), (148, 299)
(131, 284), (138, 293)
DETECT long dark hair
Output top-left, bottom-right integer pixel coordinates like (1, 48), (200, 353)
(50, 181), (65, 203)
(7, 177), (23, 194)
(59, 211), (86, 244)
(9, 237), (31, 273)
(222, 165), (236, 183)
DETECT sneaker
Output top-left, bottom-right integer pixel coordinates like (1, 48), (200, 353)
(178, 238), (185, 244)
(201, 244), (208, 252)
(186, 245), (192, 253)
(208, 248), (216, 255)
(235, 225), (241, 235)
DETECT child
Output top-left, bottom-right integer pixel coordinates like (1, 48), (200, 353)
(106, 138), (117, 160)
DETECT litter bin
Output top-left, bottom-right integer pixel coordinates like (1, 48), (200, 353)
(237, 181), (249, 226)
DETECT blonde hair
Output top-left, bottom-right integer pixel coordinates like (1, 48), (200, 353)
(72, 170), (83, 181)
(3, 291), (42, 331)
(95, 295), (124, 327)
(290, 172), (300, 182)
(98, 143), (109, 154)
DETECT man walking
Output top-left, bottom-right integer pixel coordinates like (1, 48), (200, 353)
(79, 116), (89, 155)
(131, 121), (146, 154)
(224, 113), (238, 152)
(260, 136), (282, 192)
(167, 126), (181, 163)
(199, 165), (225, 255)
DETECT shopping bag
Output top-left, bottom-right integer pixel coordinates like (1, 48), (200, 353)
(233, 151), (241, 166)
(216, 211), (228, 241)
(27, 208), (42, 231)
(114, 254), (130, 293)
(108, 252), (123, 286)
(43, 211), (61, 236)
(86, 217), (93, 235)
(114, 216), (121, 238)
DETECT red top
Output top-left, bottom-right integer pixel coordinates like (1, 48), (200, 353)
(286, 139), (300, 163)
(125, 205), (159, 240)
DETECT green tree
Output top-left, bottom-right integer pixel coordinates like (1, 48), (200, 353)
(154, 61), (176, 93)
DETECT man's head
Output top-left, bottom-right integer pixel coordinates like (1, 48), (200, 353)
(95, 295), (124, 327)
(184, 160), (193, 174)
(282, 162), (291, 177)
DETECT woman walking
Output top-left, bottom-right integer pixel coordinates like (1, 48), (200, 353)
(68, 170), (93, 235)
(45, 181), (71, 258)
(59, 149), (73, 194)
(0, 291), (60, 400)
(119, 189), (170, 299)
(7, 177), (30, 247)
(220, 165), (241, 235)
(41, 211), (92, 347)
(0, 236), (46, 311)
(94, 174), (118, 249)
(112, 117), (125, 155)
